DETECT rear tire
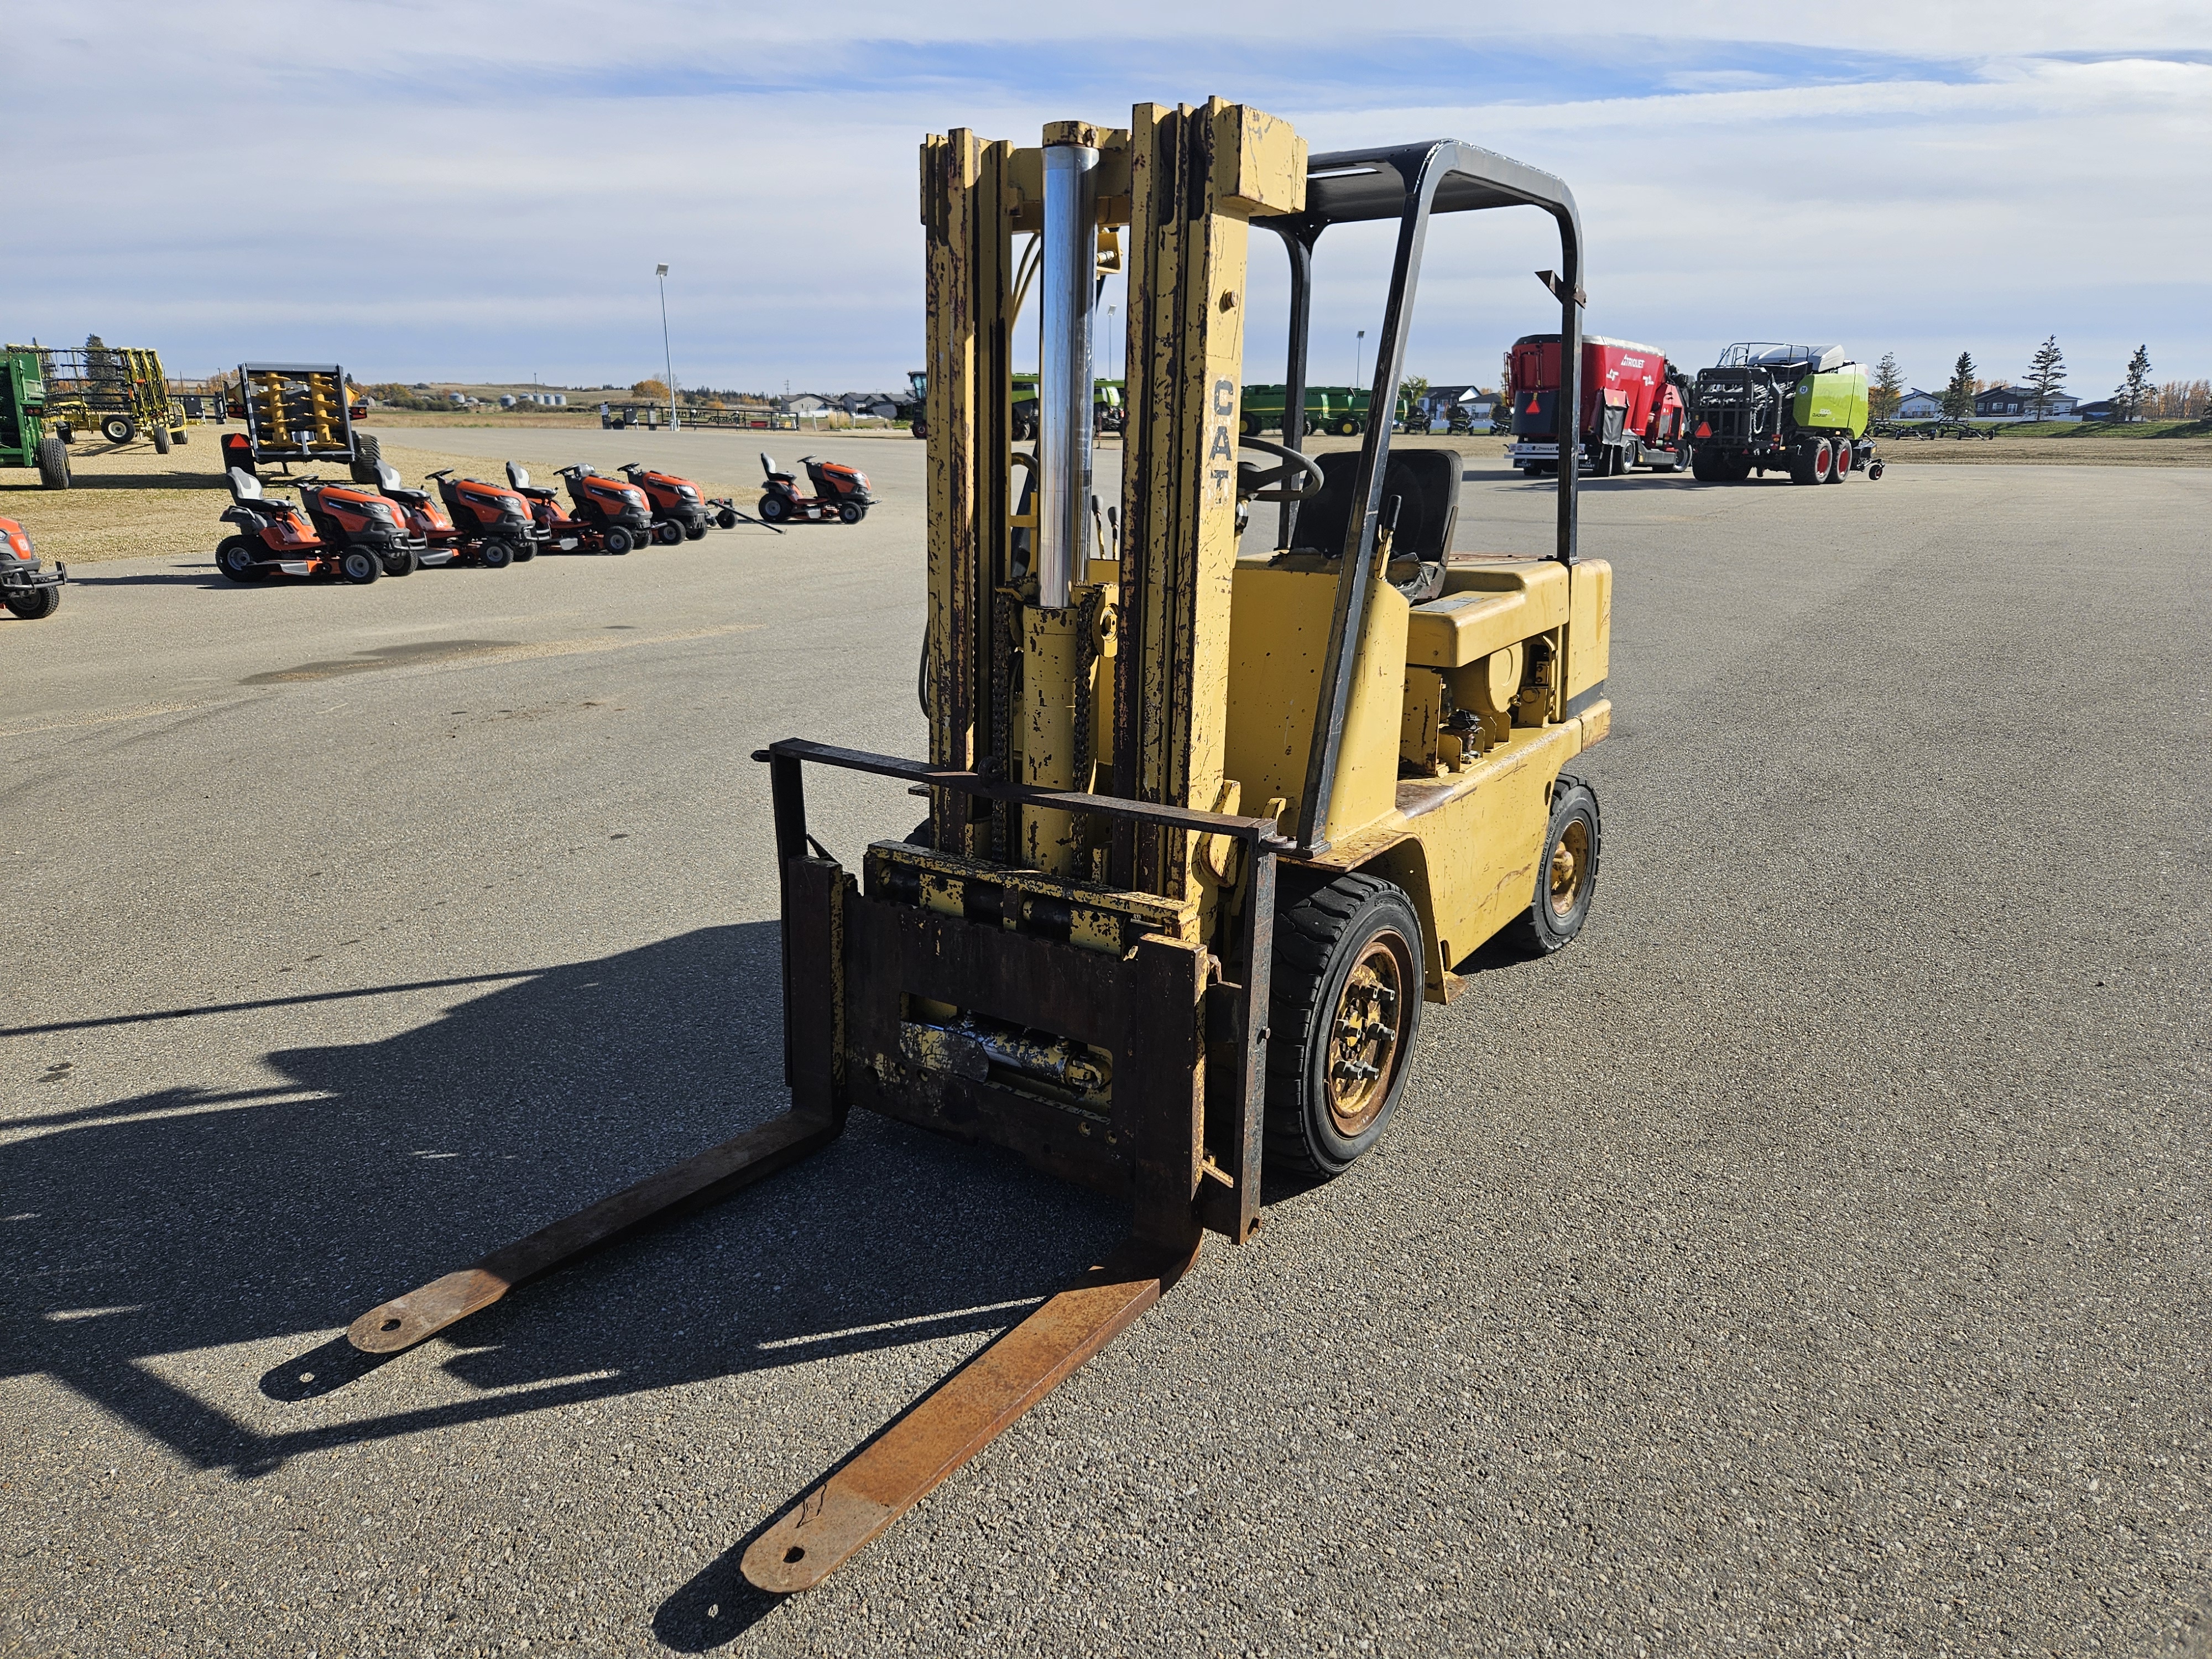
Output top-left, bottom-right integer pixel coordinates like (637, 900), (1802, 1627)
(1789, 442), (1819, 485)
(1265, 872), (1425, 1177)
(1510, 774), (1600, 955)
(758, 494), (788, 524)
(35, 435), (69, 489)
(215, 536), (265, 582)
(153, 424), (172, 455)
(4, 583), (61, 620)
(340, 547), (382, 585)
(349, 434), (382, 485)
(1830, 439), (1854, 482)
(478, 538), (514, 569)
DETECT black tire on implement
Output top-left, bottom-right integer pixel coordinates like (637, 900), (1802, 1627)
(36, 435), (69, 489)
(4, 583), (61, 620)
(153, 424), (172, 455)
(102, 415), (135, 444)
(349, 433), (383, 485)
(1510, 773), (1601, 955)
(1264, 872), (1425, 1177)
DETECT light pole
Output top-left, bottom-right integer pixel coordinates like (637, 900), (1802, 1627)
(1355, 328), (1366, 389)
(655, 264), (677, 431)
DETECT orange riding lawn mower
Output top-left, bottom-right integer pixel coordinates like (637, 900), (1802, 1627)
(2, 517), (65, 620)
(505, 463), (654, 555)
(757, 451), (874, 524)
(216, 434), (426, 585)
(617, 461), (744, 542)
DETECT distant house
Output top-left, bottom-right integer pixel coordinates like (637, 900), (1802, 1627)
(2074, 399), (2120, 421)
(784, 393), (830, 414)
(1972, 385), (2078, 419)
(1896, 389), (1942, 419)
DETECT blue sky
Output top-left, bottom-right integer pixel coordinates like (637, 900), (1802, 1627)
(15, 2), (2210, 399)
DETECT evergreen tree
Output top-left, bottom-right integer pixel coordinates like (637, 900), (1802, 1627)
(2114, 345), (2152, 421)
(1940, 350), (1978, 421)
(2024, 335), (2067, 420)
(1870, 352), (1905, 419)
(84, 332), (121, 384)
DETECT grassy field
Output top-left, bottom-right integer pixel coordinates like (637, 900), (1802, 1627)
(0, 427), (759, 565)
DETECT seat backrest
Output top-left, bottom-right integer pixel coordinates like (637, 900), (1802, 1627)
(506, 462), (530, 490)
(760, 452), (778, 478)
(1288, 447), (1459, 562)
(227, 467), (264, 502)
(375, 460), (403, 492)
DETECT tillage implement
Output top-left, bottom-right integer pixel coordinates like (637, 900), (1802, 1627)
(339, 101), (1615, 1592)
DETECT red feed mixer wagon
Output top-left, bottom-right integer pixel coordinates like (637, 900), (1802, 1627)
(1504, 332), (1691, 477)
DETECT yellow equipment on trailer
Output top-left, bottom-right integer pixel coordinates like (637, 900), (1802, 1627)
(340, 98), (1613, 1592)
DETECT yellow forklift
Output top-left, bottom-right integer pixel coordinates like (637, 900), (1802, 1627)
(342, 100), (1612, 1592)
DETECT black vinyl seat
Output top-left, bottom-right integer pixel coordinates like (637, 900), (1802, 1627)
(1288, 447), (1459, 562)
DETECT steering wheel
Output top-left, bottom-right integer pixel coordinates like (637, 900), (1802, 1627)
(1235, 435), (1324, 502)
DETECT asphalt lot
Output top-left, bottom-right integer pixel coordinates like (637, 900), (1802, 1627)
(3, 438), (2206, 1657)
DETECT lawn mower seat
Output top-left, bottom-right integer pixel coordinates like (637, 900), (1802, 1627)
(760, 452), (795, 483)
(373, 461), (428, 505)
(1288, 448), (1460, 565)
(505, 462), (556, 501)
(227, 467), (267, 503)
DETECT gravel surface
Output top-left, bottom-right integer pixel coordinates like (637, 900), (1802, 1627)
(3, 439), (2206, 1657)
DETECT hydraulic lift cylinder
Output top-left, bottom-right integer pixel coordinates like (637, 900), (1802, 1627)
(1037, 139), (1099, 609)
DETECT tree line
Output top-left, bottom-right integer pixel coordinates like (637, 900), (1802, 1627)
(1864, 338), (2197, 423)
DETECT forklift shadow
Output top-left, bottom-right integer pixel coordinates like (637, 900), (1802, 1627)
(3, 922), (1122, 1510)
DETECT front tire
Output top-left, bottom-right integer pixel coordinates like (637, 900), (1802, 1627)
(684, 522), (708, 540)
(655, 521), (684, 545)
(339, 547), (382, 585)
(1511, 774), (1600, 954)
(838, 501), (863, 524)
(382, 548), (419, 577)
(601, 527), (633, 555)
(1265, 872), (1425, 1177)
(1830, 439), (1854, 482)
(479, 538), (514, 569)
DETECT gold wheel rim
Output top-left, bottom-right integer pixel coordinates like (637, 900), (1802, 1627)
(1326, 935), (1407, 1136)
(1549, 818), (1590, 917)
